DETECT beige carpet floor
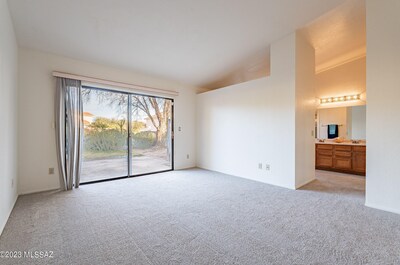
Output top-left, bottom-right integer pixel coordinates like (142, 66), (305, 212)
(0, 169), (399, 264)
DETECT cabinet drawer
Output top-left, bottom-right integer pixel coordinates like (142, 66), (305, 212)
(317, 144), (333, 150)
(335, 151), (351, 157)
(334, 145), (352, 151)
(318, 149), (333, 156)
(353, 146), (366, 152)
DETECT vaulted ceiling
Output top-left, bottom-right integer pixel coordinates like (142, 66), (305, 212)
(8, 0), (365, 89)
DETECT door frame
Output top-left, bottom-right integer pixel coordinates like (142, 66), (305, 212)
(80, 85), (174, 185)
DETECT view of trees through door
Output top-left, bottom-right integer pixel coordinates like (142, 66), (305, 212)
(81, 87), (173, 183)
(130, 95), (173, 175)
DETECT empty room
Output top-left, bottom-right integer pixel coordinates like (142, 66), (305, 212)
(1, 0), (399, 264)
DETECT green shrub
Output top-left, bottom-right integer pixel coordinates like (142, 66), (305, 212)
(84, 129), (127, 152)
(132, 131), (156, 149)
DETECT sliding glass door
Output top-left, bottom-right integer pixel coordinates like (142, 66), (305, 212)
(80, 86), (173, 183)
(81, 88), (128, 182)
(130, 95), (173, 175)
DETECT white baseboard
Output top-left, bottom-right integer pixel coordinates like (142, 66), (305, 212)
(196, 167), (298, 190)
(0, 194), (18, 236)
(365, 202), (400, 215)
(19, 187), (59, 195)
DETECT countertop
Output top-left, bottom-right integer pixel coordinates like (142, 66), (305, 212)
(315, 140), (366, 146)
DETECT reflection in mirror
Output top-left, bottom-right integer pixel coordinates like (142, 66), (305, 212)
(315, 105), (366, 141)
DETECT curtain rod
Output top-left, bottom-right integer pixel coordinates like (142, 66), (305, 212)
(52, 71), (179, 97)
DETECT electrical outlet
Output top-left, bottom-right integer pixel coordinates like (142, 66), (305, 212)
(265, 164), (270, 171)
(186, 154), (190, 159)
(179, 126), (182, 132)
(49, 168), (55, 174)
(11, 179), (14, 188)
(258, 163), (262, 169)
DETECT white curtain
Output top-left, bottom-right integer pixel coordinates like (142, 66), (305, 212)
(55, 77), (83, 190)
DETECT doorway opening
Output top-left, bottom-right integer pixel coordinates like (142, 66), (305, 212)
(313, 102), (366, 196)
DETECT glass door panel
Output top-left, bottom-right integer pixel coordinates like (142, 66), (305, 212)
(130, 95), (173, 175)
(81, 88), (128, 182)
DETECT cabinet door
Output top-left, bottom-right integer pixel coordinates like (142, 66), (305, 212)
(317, 155), (333, 168)
(353, 152), (366, 174)
(334, 157), (352, 170)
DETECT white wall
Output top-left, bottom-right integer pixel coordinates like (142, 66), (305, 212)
(197, 32), (315, 190)
(0, 0), (18, 234)
(295, 33), (316, 188)
(365, 0), (400, 214)
(18, 49), (197, 194)
(346, 107), (352, 139)
(350, 105), (366, 139)
(197, 77), (295, 188)
(316, 57), (366, 100)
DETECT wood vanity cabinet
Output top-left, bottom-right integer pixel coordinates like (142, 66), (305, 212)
(352, 146), (366, 174)
(316, 144), (366, 176)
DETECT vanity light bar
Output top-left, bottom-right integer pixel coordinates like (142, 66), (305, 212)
(320, 94), (360, 104)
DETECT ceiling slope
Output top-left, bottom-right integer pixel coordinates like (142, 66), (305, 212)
(9, 0), (351, 88)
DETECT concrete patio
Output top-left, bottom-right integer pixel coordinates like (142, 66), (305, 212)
(81, 151), (171, 182)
